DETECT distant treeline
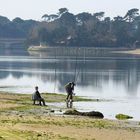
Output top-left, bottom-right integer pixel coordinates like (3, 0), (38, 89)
(1, 8), (140, 47)
(0, 16), (37, 38)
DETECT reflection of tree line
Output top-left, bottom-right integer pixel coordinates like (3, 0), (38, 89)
(28, 47), (132, 58)
(0, 58), (140, 94)
(29, 47), (117, 57)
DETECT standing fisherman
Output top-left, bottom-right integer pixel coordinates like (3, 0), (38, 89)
(65, 82), (76, 102)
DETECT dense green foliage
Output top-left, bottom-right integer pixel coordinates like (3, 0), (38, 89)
(0, 16), (37, 38)
(1, 8), (140, 47)
(28, 8), (140, 47)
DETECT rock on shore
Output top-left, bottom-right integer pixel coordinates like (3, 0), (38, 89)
(64, 109), (104, 118)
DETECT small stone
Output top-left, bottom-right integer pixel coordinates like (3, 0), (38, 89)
(50, 110), (55, 113)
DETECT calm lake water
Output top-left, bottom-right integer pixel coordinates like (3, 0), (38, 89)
(0, 47), (140, 120)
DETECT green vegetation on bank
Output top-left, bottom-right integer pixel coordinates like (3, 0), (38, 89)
(41, 93), (98, 102)
(0, 114), (113, 140)
(0, 92), (97, 112)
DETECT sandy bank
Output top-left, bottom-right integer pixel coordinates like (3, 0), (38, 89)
(113, 48), (140, 55)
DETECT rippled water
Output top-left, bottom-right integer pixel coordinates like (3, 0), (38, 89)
(0, 47), (140, 120)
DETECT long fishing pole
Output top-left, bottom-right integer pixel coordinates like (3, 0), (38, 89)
(54, 47), (57, 93)
(74, 47), (79, 83)
(75, 48), (86, 83)
(74, 68), (80, 83)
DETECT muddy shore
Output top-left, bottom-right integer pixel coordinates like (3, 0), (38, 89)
(0, 92), (140, 140)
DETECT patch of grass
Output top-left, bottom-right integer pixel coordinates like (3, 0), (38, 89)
(74, 97), (97, 102)
(58, 135), (76, 140)
(0, 129), (55, 140)
(62, 118), (113, 129)
(0, 114), (113, 129)
(115, 114), (133, 120)
(0, 136), (5, 140)
(0, 92), (101, 111)
(42, 93), (98, 102)
(10, 104), (44, 111)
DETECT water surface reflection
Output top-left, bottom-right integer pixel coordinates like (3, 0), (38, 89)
(0, 48), (140, 120)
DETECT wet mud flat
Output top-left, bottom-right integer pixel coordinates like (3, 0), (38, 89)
(0, 92), (140, 140)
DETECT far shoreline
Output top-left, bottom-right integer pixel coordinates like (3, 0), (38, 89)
(28, 45), (138, 57)
(28, 45), (135, 51)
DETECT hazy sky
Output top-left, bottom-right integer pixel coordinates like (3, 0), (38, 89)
(0, 0), (140, 20)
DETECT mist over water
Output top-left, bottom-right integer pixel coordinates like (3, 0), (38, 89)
(0, 47), (140, 120)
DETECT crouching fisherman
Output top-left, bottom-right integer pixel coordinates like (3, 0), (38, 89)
(32, 86), (46, 106)
(65, 82), (76, 102)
